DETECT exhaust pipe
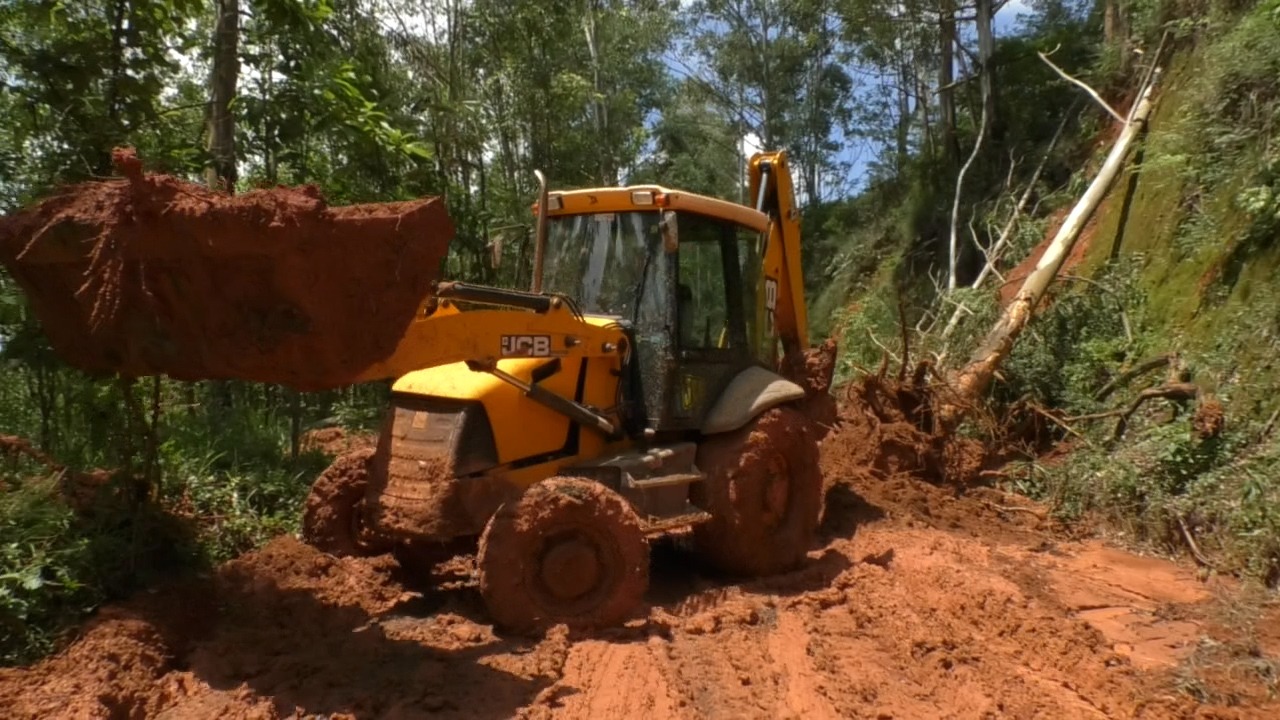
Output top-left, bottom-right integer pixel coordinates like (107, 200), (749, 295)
(532, 169), (549, 293)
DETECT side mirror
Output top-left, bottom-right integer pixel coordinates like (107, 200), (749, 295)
(660, 210), (678, 254)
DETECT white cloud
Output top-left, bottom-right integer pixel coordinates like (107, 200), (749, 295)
(995, 0), (1034, 23)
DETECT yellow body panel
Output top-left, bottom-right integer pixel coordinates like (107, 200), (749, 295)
(548, 185), (770, 233)
(393, 359), (572, 463)
(390, 313), (632, 492)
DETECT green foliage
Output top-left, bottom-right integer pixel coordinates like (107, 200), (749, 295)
(0, 474), (203, 665)
(0, 349), (379, 665)
(999, 262), (1148, 414)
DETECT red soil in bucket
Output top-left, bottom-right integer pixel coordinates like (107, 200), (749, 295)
(0, 148), (453, 390)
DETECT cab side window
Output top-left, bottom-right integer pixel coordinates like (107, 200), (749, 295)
(678, 238), (727, 349)
(676, 213), (749, 354)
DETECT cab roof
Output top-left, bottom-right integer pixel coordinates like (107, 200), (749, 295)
(545, 185), (770, 234)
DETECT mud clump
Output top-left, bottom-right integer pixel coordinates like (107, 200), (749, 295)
(1192, 396), (1225, 440)
(1, 433), (119, 510)
(301, 447), (388, 556)
(0, 147), (453, 390)
(298, 426), (375, 457)
(780, 338), (839, 437)
(829, 367), (987, 488)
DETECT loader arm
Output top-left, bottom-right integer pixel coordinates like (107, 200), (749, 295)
(746, 150), (808, 356)
(352, 293), (630, 385)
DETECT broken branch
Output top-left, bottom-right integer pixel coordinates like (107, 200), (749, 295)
(1094, 354), (1172, 401)
(1038, 49), (1126, 124)
(1111, 382), (1199, 442)
(1027, 402), (1091, 443)
(949, 96), (990, 290)
(1175, 512), (1218, 570)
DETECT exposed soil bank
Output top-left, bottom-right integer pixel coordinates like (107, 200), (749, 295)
(0, 148), (452, 390)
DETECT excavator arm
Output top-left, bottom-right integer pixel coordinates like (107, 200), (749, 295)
(746, 150), (809, 358)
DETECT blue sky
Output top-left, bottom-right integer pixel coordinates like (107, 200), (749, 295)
(656, 0), (1038, 200)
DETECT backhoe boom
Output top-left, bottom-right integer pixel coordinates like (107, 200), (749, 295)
(747, 151), (809, 356)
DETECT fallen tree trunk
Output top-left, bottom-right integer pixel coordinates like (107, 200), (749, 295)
(939, 70), (1162, 428)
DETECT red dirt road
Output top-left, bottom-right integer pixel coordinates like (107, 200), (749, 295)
(2, 429), (1276, 719)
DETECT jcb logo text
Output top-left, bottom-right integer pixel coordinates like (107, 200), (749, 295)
(501, 335), (553, 357)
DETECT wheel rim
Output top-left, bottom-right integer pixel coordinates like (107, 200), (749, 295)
(539, 531), (604, 601)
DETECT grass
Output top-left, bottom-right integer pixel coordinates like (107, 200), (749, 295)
(0, 372), (371, 666)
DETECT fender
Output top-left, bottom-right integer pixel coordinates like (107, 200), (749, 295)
(701, 366), (806, 435)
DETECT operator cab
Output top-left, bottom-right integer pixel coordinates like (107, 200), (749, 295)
(540, 187), (777, 436)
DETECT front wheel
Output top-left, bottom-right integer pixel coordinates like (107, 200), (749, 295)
(301, 448), (389, 556)
(691, 406), (823, 577)
(477, 477), (650, 634)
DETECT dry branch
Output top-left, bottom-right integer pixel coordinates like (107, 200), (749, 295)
(939, 102), (1077, 341)
(949, 97), (990, 290)
(1038, 50), (1126, 124)
(1027, 402), (1090, 442)
(939, 69), (1162, 429)
(1260, 407), (1280, 442)
(1095, 354), (1172, 401)
(1175, 513), (1218, 570)
(1111, 382), (1198, 441)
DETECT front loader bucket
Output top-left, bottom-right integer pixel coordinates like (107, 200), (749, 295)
(0, 149), (453, 391)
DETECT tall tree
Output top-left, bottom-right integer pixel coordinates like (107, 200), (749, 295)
(205, 0), (240, 192)
(683, 0), (855, 206)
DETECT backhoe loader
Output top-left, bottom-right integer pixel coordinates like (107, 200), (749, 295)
(0, 144), (831, 632)
(300, 150), (831, 633)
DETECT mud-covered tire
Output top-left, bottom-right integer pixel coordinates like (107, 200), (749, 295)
(691, 406), (822, 577)
(301, 448), (389, 557)
(477, 477), (649, 634)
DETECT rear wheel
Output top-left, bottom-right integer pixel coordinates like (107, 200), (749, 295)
(477, 477), (650, 634)
(301, 448), (389, 556)
(691, 406), (822, 576)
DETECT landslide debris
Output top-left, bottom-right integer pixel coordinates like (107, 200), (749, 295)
(0, 148), (453, 390)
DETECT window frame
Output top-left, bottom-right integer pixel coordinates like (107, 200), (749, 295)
(673, 211), (757, 363)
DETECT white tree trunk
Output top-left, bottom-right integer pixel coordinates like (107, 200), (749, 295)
(941, 73), (1161, 426)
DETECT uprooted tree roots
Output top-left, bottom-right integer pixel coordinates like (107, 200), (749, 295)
(826, 358), (989, 488)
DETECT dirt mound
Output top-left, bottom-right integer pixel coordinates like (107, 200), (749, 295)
(828, 366), (988, 488)
(298, 427), (375, 456)
(0, 148), (453, 390)
(1, 433), (117, 509)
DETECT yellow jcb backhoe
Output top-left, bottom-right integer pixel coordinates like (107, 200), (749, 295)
(300, 150), (833, 632)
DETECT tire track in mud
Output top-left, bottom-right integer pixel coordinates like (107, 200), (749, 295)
(527, 638), (690, 719)
(766, 610), (843, 720)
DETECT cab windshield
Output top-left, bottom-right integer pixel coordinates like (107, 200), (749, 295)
(541, 211), (666, 322)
